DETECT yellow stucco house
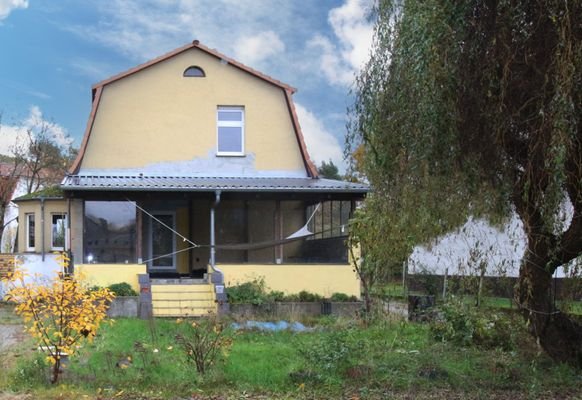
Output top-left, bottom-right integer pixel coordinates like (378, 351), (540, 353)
(14, 41), (368, 316)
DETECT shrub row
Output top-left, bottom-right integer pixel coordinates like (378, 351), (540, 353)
(226, 278), (358, 305)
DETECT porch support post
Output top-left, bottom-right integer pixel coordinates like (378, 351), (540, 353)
(210, 192), (220, 273)
(275, 200), (282, 263)
(136, 203), (143, 264)
(40, 197), (45, 262)
(210, 190), (228, 314)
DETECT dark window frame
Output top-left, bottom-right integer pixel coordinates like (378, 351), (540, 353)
(25, 213), (35, 251)
(51, 213), (67, 251)
(183, 66), (205, 77)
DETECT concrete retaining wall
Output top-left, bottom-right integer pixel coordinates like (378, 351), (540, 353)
(107, 296), (139, 318)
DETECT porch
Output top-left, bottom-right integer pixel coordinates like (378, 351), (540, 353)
(63, 175), (368, 315)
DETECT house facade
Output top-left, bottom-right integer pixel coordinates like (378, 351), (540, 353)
(11, 41), (368, 315)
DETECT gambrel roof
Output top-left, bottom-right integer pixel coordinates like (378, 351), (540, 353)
(69, 40), (318, 178)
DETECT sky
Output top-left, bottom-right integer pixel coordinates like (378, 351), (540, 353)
(0, 0), (375, 170)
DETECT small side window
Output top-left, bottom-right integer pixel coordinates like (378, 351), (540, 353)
(26, 213), (35, 252)
(51, 213), (67, 251)
(183, 66), (205, 77)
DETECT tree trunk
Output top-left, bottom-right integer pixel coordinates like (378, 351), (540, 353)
(516, 253), (582, 368)
(51, 357), (60, 384)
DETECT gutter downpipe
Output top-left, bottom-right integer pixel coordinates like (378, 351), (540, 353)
(40, 197), (45, 262)
(210, 190), (221, 274)
(210, 190), (228, 313)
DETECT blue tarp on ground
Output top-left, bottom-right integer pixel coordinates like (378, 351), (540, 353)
(231, 320), (313, 332)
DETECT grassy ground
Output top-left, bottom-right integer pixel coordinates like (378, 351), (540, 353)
(0, 310), (580, 400)
(378, 282), (582, 315)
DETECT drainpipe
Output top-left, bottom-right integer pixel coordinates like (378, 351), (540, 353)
(210, 190), (228, 313)
(210, 190), (221, 272)
(40, 197), (45, 262)
(66, 198), (73, 275)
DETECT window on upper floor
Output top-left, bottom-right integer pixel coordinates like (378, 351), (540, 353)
(217, 106), (244, 156)
(51, 213), (67, 251)
(26, 213), (35, 251)
(183, 66), (205, 77)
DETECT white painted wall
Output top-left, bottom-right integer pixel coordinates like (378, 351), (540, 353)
(409, 213), (572, 278)
(0, 253), (62, 299)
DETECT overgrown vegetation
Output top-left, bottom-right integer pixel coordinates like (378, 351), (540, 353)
(175, 315), (235, 375)
(1, 254), (114, 384)
(1, 313), (580, 399)
(106, 282), (138, 297)
(431, 297), (519, 351)
(226, 278), (358, 305)
(347, 0), (582, 366)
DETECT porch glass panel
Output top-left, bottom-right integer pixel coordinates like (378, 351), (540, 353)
(84, 201), (137, 264)
(215, 199), (349, 265)
(151, 214), (174, 268)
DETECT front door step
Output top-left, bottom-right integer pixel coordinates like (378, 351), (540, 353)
(151, 281), (217, 317)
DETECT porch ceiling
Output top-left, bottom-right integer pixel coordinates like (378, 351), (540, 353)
(61, 175), (368, 194)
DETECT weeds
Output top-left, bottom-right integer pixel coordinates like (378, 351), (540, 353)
(174, 315), (235, 375)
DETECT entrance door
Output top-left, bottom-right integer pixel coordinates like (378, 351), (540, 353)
(149, 212), (176, 270)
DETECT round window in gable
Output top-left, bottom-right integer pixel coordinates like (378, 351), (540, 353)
(183, 66), (205, 77)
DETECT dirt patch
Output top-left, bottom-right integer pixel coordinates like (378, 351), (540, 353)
(0, 394), (32, 400)
(0, 325), (25, 352)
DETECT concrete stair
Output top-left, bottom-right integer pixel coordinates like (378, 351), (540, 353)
(151, 281), (217, 317)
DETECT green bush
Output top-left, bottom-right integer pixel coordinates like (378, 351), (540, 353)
(107, 282), (138, 297)
(298, 290), (323, 302)
(299, 328), (364, 379)
(431, 297), (517, 350)
(226, 278), (269, 305)
(268, 290), (287, 302)
(330, 292), (359, 302)
(226, 279), (341, 304)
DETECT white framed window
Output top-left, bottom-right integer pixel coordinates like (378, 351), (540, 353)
(217, 106), (244, 156)
(51, 213), (67, 251)
(25, 213), (35, 252)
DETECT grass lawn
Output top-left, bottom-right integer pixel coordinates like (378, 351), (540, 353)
(1, 312), (580, 400)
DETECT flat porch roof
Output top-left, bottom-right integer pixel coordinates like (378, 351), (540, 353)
(61, 175), (368, 195)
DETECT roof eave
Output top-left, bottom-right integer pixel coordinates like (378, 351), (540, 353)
(61, 186), (368, 194)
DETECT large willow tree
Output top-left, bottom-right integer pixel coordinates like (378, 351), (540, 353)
(348, 0), (582, 366)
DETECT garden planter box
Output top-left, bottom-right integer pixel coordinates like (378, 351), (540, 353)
(229, 301), (363, 319)
(107, 296), (139, 318)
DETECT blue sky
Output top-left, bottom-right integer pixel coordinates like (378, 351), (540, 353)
(0, 0), (374, 170)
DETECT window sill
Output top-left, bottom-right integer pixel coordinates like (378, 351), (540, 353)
(216, 153), (246, 157)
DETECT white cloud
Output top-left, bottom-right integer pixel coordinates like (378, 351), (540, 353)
(295, 103), (344, 171)
(66, 0), (298, 63)
(70, 58), (115, 81)
(0, 0), (28, 21)
(0, 106), (72, 156)
(233, 31), (285, 67)
(308, 0), (374, 87)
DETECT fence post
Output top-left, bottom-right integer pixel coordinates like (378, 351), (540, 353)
(442, 267), (448, 299)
